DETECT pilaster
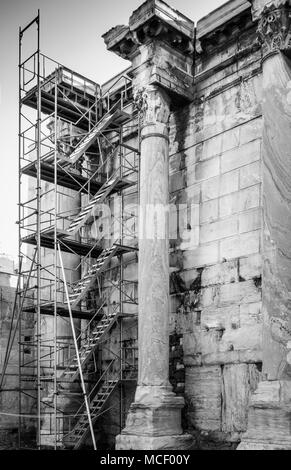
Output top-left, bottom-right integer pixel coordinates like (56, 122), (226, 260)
(239, 0), (291, 450)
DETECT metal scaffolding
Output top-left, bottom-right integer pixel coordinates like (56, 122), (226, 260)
(0, 12), (139, 450)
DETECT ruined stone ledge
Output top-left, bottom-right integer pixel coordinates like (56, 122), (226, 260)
(150, 70), (193, 103)
(195, 46), (261, 88)
(197, 0), (251, 41)
(238, 439), (291, 450)
(196, 66), (262, 103)
(184, 349), (262, 367)
(238, 380), (291, 450)
(249, 380), (291, 409)
(129, 0), (194, 40)
(196, 64), (262, 104)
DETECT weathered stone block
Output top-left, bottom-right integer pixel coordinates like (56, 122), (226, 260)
(116, 434), (194, 450)
(221, 322), (262, 352)
(200, 216), (238, 243)
(121, 402), (183, 437)
(238, 185), (260, 212)
(222, 364), (261, 434)
(239, 208), (261, 233)
(221, 140), (260, 173)
(238, 381), (291, 450)
(176, 310), (197, 335)
(169, 152), (186, 173)
(219, 280), (261, 306)
(183, 242), (219, 269)
(239, 302), (262, 326)
(200, 171), (239, 203)
(170, 170), (186, 193)
(187, 156), (220, 185)
(201, 260), (238, 287)
(201, 177), (220, 202)
(239, 118), (262, 145)
(176, 205), (200, 250)
(220, 230), (260, 260)
(199, 134), (223, 161)
(184, 183), (201, 205)
(219, 193), (239, 218)
(222, 127), (240, 153)
(239, 161), (261, 189)
(185, 366), (222, 432)
(200, 285), (220, 308)
(221, 170), (240, 196)
(179, 267), (200, 290)
(183, 331), (202, 357)
(239, 253), (262, 281)
(200, 199), (219, 224)
(201, 305), (240, 330)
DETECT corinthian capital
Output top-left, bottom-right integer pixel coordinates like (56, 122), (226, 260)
(254, 0), (291, 57)
(134, 85), (171, 127)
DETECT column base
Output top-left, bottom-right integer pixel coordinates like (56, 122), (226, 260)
(237, 380), (291, 450)
(116, 385), (194, 450)
(116, 434), (194, 450)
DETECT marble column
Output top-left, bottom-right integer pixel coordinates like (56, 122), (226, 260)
(238, 0), (291, 449)
(138, 84), (172, 390)
(115, 85), (192, 450)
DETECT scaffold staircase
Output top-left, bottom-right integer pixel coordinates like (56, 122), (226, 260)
(67, 244), (119, 308)
(65, 176), (128, 237)
(63, 358), (122, 449)
(60, 303), (120, 382)
(66, 107), (131, 166)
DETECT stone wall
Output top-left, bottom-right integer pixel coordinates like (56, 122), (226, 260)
(97, 0), (268, 449)
(167, 5), (265, 448)
(0, 256), (35, 448)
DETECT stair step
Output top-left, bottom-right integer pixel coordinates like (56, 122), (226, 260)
(66, 181), (121, 234)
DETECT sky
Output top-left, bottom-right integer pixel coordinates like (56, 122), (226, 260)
(0, 0), (226, 259)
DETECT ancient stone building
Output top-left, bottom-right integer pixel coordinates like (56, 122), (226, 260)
(0, 255), (19, 449)
(0, 255), (36, 448)
(2, 0), (291, 450)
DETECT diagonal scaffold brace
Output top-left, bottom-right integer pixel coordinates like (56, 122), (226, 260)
(57, 243), (97, 450)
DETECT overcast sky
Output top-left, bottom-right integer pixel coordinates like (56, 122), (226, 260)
(0, 0), (226, 259)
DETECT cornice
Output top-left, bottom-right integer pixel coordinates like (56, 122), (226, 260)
(103, 0), (195, 60)
(196, 1), (253, 54)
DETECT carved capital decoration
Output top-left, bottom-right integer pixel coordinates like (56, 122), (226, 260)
(133, 88), (147, 114)
(257, 3), (291, 57)
(134, 85), (170, 127)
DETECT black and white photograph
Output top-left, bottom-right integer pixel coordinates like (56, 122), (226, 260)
(0, 0), (289, 457)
